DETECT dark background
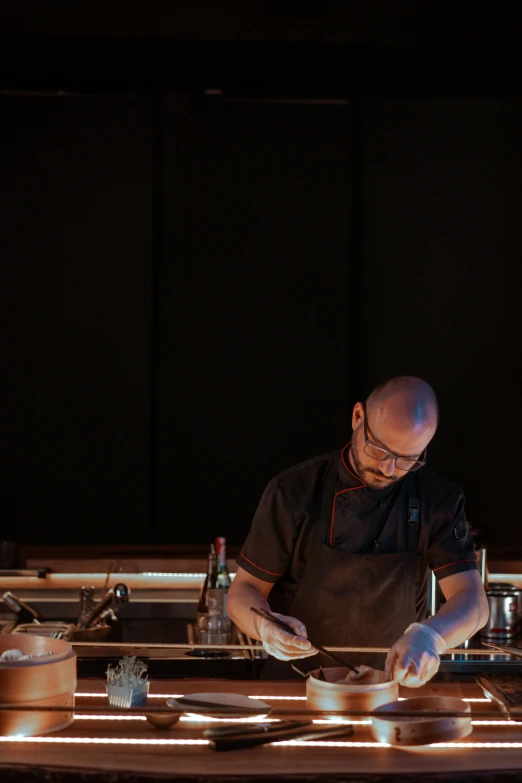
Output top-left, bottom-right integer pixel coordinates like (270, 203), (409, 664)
(2, 2), (521, 549)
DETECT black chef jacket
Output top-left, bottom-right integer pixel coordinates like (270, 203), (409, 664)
(237, 445), (479, 621)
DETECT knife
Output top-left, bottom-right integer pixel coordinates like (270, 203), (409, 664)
(208, 723), (354, 751)
(250, 606), (359, 673)
(203, 720), (310, 739)
(174, 696), (269, 714)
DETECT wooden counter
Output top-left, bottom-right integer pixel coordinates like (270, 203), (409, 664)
(1, 677), (522, 782)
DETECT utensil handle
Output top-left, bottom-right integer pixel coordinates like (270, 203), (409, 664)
(209, 723), (353, 751)
(481, 641), (522, 659)
(250, 607), (358, 673)
(204, 720), (309, 739)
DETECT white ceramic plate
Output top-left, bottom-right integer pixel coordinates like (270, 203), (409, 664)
(166, 692), (272, 718)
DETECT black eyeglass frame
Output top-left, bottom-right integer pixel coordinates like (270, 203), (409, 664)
(362, 405), (427, 472)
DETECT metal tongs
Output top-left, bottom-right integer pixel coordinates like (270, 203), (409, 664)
(481, 641), (522, 659)
(250, 606), (360, 674)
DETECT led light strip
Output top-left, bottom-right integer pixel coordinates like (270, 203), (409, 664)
(142, 573), (236, 578)
(74, 714), (278, 724)
(278, 740), (522, 748)
(73, 715), (519, 728)
(142, 573), (206, 578)
(76, 693), (492, 704)
(2, 736), (521, 749)
(0, 737), (208, 745)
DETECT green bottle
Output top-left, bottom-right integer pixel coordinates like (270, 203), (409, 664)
(215, 537), (231, 589)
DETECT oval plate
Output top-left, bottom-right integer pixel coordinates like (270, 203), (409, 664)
(167, 692), (272, 718)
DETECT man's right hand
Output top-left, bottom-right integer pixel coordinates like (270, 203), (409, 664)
(258, 612), (316, 660)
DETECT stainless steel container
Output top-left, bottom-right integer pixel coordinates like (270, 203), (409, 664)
(487, 583), (522, 626)
(480, 591), (519, 639)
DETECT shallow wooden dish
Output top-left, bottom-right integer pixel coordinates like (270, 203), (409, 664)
(306, 667), (398, 713)
(371, 695), (472, 748)
(0, 634), (76, 737)
(145, 709), (182, 729)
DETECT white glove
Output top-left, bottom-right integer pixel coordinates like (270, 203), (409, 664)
(385, 623), (447, 688)
(257, 612), (316, 661)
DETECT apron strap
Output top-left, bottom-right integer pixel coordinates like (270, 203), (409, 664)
(407, 497), (420, 553)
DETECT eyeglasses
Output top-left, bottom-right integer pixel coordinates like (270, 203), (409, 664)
(362, 406), (427, 472)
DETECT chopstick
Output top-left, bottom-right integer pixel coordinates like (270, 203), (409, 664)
(250, 607), (359, 674)
(203, 720), (310, 739)
(208, 722), (354, 751)
(481, 641), (522, 659)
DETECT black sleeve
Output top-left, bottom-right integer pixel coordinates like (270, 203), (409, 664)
(427, 485), (480, 581)
(236, 477), (295, 583)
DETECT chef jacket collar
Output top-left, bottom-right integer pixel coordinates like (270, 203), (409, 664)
(339, 442), (403, 502)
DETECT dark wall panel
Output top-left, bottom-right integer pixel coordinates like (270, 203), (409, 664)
(2, 96), (153, 543)
(361, 98), (522, 544)
(158, 98), (352, 545)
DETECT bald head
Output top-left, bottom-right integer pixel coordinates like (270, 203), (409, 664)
(348, 376), (438, 489)
(366, 376), (439, 433)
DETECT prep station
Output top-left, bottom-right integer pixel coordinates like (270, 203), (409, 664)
(1, 546), (522, 782)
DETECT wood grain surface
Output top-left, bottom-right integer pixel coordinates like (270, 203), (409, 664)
(1, 677), (521, 781)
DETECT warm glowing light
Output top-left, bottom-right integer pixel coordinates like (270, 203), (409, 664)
(398, 697), (490, 703)
(248, 696), (306, 701)
(74, 713), (277, 725)
(181, 714), (273, 723)
(142, 573), (206, 578)
(2, 735), (520, 749)
(75, 715), (146, 721)
(142, 572), (236, 578)
(431, 742), (522, 748)
(277, 740), (391, 747)
(312, 718), (372, 726)
(0, 737), (208, 745)
(76, 692), (492, 705)
(75, 693), (184, 699)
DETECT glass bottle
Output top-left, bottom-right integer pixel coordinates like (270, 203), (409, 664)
(198, 589), (231, 645)
(196, 544), (216, 622)
(215, 536), (231, 589)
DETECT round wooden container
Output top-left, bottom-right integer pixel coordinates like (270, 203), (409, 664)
(371, 696), (472, 748)
(306, 667), (398, 713)
(0, 634), (76, 736)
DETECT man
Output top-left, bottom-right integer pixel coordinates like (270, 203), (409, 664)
(227, 376), (488, 685)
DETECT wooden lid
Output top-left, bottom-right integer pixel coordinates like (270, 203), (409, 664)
(371, 696), (472, 747)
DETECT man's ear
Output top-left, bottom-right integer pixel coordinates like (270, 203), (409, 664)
(352, 402), (364, 430)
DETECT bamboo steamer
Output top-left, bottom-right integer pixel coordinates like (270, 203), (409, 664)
(0, 634), (76, 736)
(371, 696), (472, 748)
(306, 667), (398, 713)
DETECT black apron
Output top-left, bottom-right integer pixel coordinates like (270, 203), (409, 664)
(262, 456), (422, 678)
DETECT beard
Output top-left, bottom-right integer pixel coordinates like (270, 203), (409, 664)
(349, 443), (402, 489)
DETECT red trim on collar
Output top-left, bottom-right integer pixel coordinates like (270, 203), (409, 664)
(341, 442), (366, 487)
(329, 446), (367, 546)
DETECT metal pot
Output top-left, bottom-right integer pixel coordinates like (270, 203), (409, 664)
(480, 591), (519, 639)
(487, 584), (522, 626)
(306, 667), (398, 713)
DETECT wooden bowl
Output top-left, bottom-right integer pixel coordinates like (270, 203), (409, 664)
(371, 696), (472, 748)
(145, 710), (182, 729)
(0, 634), (76, 737)
(306, 667), (398, 713)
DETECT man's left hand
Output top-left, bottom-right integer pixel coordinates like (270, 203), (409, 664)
(385, 623), (447, 688)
